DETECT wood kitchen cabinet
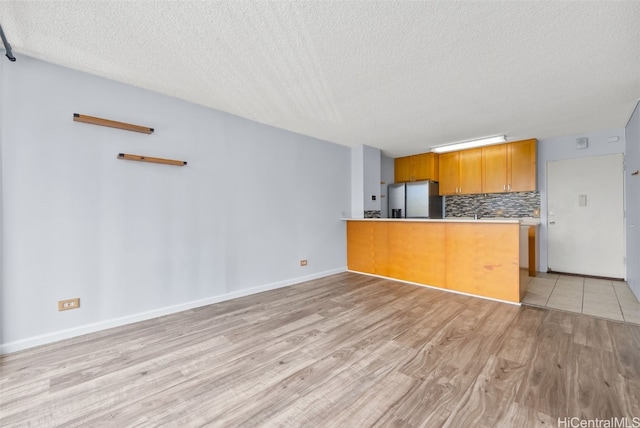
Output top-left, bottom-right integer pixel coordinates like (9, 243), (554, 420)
(482, 139), (537, 193)
(438, 152), (459, 195)
(482, 144), (509, 193)
(394, 153), (439, 183)
(394, 156), (413, 183)
(438, 148), (482, 195)
(508, 139), (537, 192)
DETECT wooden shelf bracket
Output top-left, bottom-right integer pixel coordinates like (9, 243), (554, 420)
(74, 113), (154, 134)
(117, 153), (187, 166)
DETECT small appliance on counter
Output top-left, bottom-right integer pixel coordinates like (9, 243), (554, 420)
(387, 181), (443, 219)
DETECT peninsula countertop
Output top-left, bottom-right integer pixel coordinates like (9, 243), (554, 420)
(342, 217), (541, 226)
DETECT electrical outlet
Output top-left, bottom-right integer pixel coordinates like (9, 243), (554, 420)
(300, 259), (308, 266)
(58, 298), (80, 311)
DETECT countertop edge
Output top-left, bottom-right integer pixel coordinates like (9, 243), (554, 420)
(341, 218), (540, 225)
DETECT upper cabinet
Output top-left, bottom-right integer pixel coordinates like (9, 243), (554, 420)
(438, 148), (483, 195)
(508, 139), (537, 192)
(482, 139), (537, 193)
(399, 138), (536, 195)
(482, 144), (509, 193)
(438, 152), (459, 195)
(394, 153), (439, 183)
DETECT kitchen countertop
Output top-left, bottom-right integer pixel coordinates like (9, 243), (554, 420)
(342, 217), (541, 225)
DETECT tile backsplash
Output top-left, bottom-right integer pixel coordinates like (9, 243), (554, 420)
(364, 210), (381, 218)
(445, 191), (540, 218)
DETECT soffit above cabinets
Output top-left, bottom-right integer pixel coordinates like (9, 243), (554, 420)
(1, 1), (638, 157)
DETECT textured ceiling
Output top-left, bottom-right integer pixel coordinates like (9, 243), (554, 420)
(1, 1), (639, 157)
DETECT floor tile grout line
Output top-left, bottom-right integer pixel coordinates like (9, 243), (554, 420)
(544, 277), (558, 307)
(611, 281), (627, 322)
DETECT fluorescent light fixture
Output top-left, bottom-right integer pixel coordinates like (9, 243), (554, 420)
(431, 135), (506, 153)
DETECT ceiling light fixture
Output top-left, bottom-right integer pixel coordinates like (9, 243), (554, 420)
(431, 135), (506, 153)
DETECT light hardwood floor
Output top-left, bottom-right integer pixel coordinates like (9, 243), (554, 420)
(1, 272), (639, 427)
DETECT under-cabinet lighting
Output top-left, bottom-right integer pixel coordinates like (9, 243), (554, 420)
(431, 135), (506, 153)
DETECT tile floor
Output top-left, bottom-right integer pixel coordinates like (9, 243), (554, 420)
(522, 272), (640, 325)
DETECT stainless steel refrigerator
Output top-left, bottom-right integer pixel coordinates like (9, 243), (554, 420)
(387, 181), (443, 218)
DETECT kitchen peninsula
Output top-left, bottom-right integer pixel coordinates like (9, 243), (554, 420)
(345, 218), (528, 303)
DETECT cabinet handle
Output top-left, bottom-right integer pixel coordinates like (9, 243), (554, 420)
(508, 184), (511, 191)
(503, 184), (506, 191)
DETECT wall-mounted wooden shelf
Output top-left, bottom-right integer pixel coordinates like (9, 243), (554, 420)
(117, 153), (187, 166)
(74, 113), (154, 134)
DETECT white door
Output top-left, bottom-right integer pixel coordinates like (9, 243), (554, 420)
(547, 154), (625, 278)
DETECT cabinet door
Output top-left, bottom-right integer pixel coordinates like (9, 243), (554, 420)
(438, 152), (459, 195)
(394, 156), (413, 183)
(482, 144), (508, 193)
(508, 139), (537, 192)
(459, 148), (483, 194)
(413, 153), (439, 181)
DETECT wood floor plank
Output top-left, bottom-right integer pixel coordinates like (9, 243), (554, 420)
(495, 403), (556, 428)
(513, 310), (575, 417)
(1, 271), (639, 427)
(608, 321), (640, 379)
(444, 355), (527, 428)
(494, 306), (546, 365)
(573, 315), (615, 352)
(568, 344), (627, 420)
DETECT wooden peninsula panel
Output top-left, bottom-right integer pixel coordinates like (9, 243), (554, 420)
(373, 222), (389, 277)
(346, 221), (388, 276)
(346, 221), (375, 274)
(387, 222), (445, 287)
(444, 222), (520, 302)
(346, 219), (523, 303)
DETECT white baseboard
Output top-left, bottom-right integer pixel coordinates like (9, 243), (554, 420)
(1, 267), (347, 355)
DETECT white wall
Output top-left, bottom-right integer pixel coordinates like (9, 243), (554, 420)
(625, 102), (640, 298)
(0, 56), (351, 353)
(350, 144), (380, 216)
(350, 145), (364, 218)
(537, 128), (626, 273)
(380, 154), (395, 218)
(363, 145), (381, 212)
